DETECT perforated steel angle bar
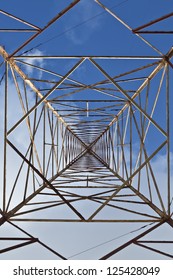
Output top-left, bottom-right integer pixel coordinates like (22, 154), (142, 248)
(137, 241), (173, 243)
(88, 198), (159, 220)
(131, 107), (166, 213)
(23, 83), (39, 195)
(132, 12), (173, 33)
(0, 239), (38, 254)
(0, 238), (34, 241)
(54, 100), (125, 103)
(10, 67), (43, 174)
(116, 120), (129, 179)
(6, 107), (44, 212)
(27, 199), (78, 206)
(3, 62), (8, 212)
(57, 125), (67, 172)
(135, 31), (173, 34)
(14, 55), (161, 59)
(23, 126), (36, 200)
(166, 65), (171, 215)
(135, 95), (148, 188)
(0, 9), (41, 30)
(0, 29), (38, 32)
(9, 219), (161, 223)
(134, 66), (166, 171)
(46, 109), (59, 174)
(133, 242), (173, 259)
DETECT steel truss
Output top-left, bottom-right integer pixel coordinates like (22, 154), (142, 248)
(0, 0), (173, 259)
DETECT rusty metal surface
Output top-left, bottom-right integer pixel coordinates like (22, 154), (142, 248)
(0, 0), (173, 260)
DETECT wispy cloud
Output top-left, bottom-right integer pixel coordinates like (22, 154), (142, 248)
(65, 0), (102, 45)
(22, 49), (45, 78)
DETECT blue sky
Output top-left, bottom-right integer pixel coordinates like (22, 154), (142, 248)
(0, 0), (173, 56)
(0, 0), (173, 260)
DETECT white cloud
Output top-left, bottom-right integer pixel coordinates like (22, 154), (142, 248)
(66, 0), (102, 45)
(22, 49), (45, 78)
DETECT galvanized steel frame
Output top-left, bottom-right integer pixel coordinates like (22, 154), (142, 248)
(0, 0), (173, 259)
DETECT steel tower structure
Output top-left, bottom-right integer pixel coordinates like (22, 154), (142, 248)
(0, 0), (173, 259)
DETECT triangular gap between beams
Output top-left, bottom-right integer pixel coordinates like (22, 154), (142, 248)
(0, 9), (40, 31)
